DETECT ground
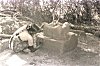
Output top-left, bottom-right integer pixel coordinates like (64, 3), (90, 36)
(0, 13), (100, 66)
(0, 33), (100, 66)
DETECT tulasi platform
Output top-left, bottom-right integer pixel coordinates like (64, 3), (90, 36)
(36, 22), (78, 54)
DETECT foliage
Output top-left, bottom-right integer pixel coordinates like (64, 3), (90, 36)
(0, 0), (100, 26)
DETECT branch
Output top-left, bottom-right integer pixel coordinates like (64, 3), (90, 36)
(70, 25), (100, 37)
(0, 34), (11, 38)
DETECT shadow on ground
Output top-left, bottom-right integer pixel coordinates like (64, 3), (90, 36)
(15, 46), (100, 66)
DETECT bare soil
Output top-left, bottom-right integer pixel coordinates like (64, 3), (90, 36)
(0, 13), (100, 66)
(0, 33), (100, 66)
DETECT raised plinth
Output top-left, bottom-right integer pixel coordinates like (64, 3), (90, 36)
(36, 32), (78, 54)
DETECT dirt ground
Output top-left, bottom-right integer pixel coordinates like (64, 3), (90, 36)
(0, 33), (100, 66)
(0, 13), (100, 66)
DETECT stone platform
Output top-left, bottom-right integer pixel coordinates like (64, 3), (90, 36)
(36, 32), (78, 54)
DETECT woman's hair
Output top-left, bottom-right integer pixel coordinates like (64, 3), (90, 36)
(26, 23), (41, 33)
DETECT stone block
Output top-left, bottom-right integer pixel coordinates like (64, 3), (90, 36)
(63, 32), (78, 52)
(43, 22), (70, 40)
(36, 32), (78, 54)
(43, 23), (53, 38)
(43, 37), (64, 54)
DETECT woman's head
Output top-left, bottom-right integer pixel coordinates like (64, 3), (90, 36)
(26, 23), (42, 34)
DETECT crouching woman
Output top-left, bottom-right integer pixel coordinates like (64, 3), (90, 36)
(9, 23), (42, 53)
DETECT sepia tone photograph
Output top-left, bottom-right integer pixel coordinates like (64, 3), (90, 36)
(0, 0), (100, 66)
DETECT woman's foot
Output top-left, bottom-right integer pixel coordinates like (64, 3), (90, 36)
(28, 46), (37, 52)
